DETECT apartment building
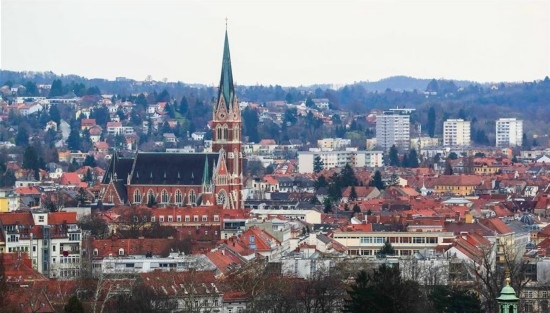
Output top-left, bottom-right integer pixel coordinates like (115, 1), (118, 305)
(496, 118), (523, 147)
(297, 148), (384, 173)
(0, 211), (82, 278)
(443, 119), (471, 146)
(376, 108), (414, 151)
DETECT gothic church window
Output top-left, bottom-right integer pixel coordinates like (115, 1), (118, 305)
(161, 189), (169, 203)
(134, 190), (141, 204)
(175, 190), (183, 204)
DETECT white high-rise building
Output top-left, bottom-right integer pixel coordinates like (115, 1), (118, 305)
(376, 108), (414, 151)
(496, 118), (523, 147)
(443, 119), (471, 146)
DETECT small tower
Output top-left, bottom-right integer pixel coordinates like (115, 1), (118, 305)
(496, 278), (519, 313)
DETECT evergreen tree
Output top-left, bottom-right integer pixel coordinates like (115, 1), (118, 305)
(388, 145), (399, 166)
(67, 128), (81, 151)
(314, 175), (328, 190)
(379, 240), (396, 257)
(83, 155), (97, 167)
(408, 148), (419, 168)
(22, 146), (39, 171)
(64, 295), (84, 313)
(369, 170), (385, 190)
(339, 163), (358, 187)
(135, 93), (148, 107)
(48, 79), (64, 98)
(430, 285), (481, 313)
(444, 159), (454, 175)
(15, 127), (29, 146)
(401, 153), (410, 168)
(313, 155), (324, 173)
(179, 96), (189, 114)
(427, 106), (436, 137)
(323, 197), (332, 213)
(352, 203), (361, 214)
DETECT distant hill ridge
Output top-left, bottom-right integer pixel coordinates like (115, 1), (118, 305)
(1, 70), (484, 91)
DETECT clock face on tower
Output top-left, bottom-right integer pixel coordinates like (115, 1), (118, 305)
(219, 113), (225, 119)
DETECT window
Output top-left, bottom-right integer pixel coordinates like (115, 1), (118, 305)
(189, 190), (196, 205)
(194, 216), (199, 222)
(93, 249), (98, 256)
(185, 216), (190, 222)
(214, 215), (219, 222)
(147, 190), (155, 204)
(119, 248), (124, 256)
(168, 215), (173, 222)
(177, 216), (181, 222)
(161, 189), (169, 203)
(151, 216), (156, 223)
(53, 245), (56, 252)
(160, 216), (164, 222)
(175, 190), (183, 204)
(202, 216), (208, 222)
(38, 215), (45, 223)
(217, 191), (227, 205)
(134, 190), (141, 203)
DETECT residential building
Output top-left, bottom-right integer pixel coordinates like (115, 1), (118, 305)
(443, 119), (470, 146)
(317, 138), (351, 150)
(297, 148), (383, 174)
(376, 108), (414, 151)
(0, 211), (82, 278)
(496, 118), (523, 147)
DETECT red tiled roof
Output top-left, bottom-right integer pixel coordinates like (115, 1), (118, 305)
(478, 218), (513, 235)
(48, 211), (78, 224)
(0, 212), (34, 225)
(59, 172), (82, 185)
(15, 186), (41, 195)
(206, 249), (245, 275)
(91, 237), (177, 258)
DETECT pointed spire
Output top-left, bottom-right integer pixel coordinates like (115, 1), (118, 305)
(202, 157), (210, 186)
(217, 29), (234, 111)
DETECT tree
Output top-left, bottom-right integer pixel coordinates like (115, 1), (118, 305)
(313, 155), (324, 173)
(430, 285), (481, 313)
(305, 96), (315, 107)
(64, 295), (84, 313)
(444, 160), (454, 175)
(67, 128), (81, 151)
(323, 197), (332, 213)
(22, 146), (39, 171)
(369, 170), (384, 190)
(339, 163), (358, 187)
(179, 96), (188, 114)
(15, 126), (29, 146)
(344, 264), (423, 313)
(49, 104), (61, 125)
(378, 240), (396, 257)
(314, 175), (328, 190)
(389, 145), (399, 166)
(83, 155), (97, 167)
(427, 106), (436, 137)
(408, 148), (419, 168)
(78, 214), (109, 238)
(352, 203), (361, 214)
(448, 152), (458, 160)
(48, 79), (64, 98)
(242, 107), (260, 143)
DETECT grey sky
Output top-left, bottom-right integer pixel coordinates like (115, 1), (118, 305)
(1, 0), (549, 86)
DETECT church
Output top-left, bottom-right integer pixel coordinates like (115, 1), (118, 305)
(100, 30), (243, 210)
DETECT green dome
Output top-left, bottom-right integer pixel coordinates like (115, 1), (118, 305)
(496, 278), (519, 302)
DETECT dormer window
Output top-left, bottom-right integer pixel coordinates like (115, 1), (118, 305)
(118, 248), (124, 256)
(93, 248), (98, 256)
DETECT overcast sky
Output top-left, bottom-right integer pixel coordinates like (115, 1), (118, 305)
(1, 0), (549, 86)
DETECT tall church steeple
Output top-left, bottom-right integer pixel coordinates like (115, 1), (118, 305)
(212, 28), (243, 210)
(217, 30), (235, 112)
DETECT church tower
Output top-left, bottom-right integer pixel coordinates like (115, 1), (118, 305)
(212, 30), (243, 209)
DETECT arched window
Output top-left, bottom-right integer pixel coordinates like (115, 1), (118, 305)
(175, 190), (183, 205)
(217, 190), (227, 206)
(223, 126), (229, 140)
(133, 189), (141, 204)
(217, 126), (222, 141)
(147, 190), (155, 204)
(189, 190), (196, 205)
(118, 248), (124, 256)
(161, 189), (169, 203)
(233, 126), (239, 141)
(234, 149), (239, 174)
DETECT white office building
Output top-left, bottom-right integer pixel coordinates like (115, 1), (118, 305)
(376, 108), (414, 151)
(443, 119), (471, 146)
(496, 118), (523, 147)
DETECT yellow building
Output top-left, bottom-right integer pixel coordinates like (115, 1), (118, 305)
(433, 175), (483, 196)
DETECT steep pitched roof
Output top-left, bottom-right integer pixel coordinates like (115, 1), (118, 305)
(129, 152), (219, 185)
(217, 30), (235, 111)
